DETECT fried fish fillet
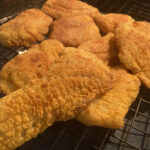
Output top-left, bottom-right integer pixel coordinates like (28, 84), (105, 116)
(94, 13), (134, 34)
(0, 9), (53, 47)
(49, 15), (101, 47)
(116, 21), (150, 88)
(78, 33), (120, 65)
(76, 66), (141, 128)
(48, 47), (112, 93)
(42, 0), (99, 19)
(0, 40), (64, 94)
(0, 48), (112, 150)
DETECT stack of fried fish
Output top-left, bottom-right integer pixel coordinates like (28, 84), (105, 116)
(0, 0), (149, 149)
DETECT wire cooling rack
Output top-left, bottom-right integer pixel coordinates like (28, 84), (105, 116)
(0, 0), (150, 150)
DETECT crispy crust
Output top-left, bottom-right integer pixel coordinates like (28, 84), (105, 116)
(0, 9), (53, 47)
(116, 21), (150, 88)
(76, 66), (141, 128)
(78, 33), (120, 65)
(42, 0), (99, 19)
(94, 13), (134, 34)
(49, 15), (101, 47)
(0, 48), (112, 150)
(0, 40), (64, 94)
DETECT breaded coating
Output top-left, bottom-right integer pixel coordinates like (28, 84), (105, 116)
(0, 9), (53, 47)
(0, 40), (64, 94)
(94, 13), (134, 34)
(48, 47), (112, 95)
(76, 66), (141, 128)
(78, 33), (120, 65)
(0, 48), (112, 150)
(116, 21), (150, 88)
(49, 15), (101, 47)
(42, 0), (99, 19)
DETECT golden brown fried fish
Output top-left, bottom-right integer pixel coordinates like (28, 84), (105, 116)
(94, 13), (134, 34)
(0, 9), (53, 47)
(48, 47), (112, 93)
(78, 33), (120, 65)
(42, 0), (99, 19)
(0, 48), (112, 150)
(116, 21), (150, 88)
(49, 15), (101, 47)
(76, 66), (140, 128)
(0, 40), (64, 94)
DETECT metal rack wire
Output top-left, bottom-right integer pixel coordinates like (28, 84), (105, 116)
(0, 0), (149, 150)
